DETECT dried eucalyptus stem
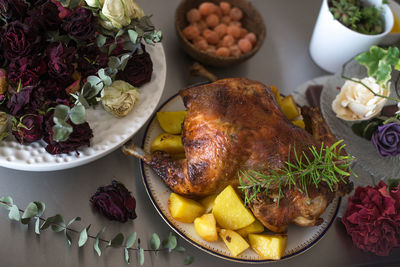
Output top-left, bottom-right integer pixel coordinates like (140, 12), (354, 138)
(0, 197), (194, 265)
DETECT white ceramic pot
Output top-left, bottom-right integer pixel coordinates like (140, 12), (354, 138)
(309, 0), (394, 73)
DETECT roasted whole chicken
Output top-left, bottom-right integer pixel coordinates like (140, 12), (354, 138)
(123, 78), (352, 233)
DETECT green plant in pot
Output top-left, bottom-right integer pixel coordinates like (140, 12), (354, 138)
(329, 0), (387, 35)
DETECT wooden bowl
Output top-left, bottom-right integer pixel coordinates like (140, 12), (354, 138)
(175, 0), (266, 67)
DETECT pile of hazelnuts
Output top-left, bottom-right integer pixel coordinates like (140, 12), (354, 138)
(182, 1), (257, 57)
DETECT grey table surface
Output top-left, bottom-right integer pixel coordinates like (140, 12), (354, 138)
(1, 0), (400, 266)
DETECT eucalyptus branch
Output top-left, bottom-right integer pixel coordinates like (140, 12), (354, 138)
(0, 197), (194, 265)
(238, 140), (356, 206)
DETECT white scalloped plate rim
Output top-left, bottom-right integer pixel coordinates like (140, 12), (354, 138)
(140, 79), (340, 263)
(0, 43), (166, 171)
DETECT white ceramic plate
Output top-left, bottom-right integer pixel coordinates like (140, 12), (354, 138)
(320, 60), (400, 180)
(0, 43), (166, 171)
(140, 87), (340, 263)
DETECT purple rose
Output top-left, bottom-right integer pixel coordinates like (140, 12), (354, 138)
(7, 56), (47, 87)
(43, 114), (93, 154)
(26, 1), (61, 31)
(2, 21), (42, 60)
(0, 0), (28, 22)
(116, 46), (153, 87)
(46, 42), (76, 85)
(62, 8), (95, 42)
(90, 180), (137, 222)
(12, 114), (43, 143)
(371, 122), (400, 157)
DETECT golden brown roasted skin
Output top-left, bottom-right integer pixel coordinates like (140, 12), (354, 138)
(123, 78), (352, 232)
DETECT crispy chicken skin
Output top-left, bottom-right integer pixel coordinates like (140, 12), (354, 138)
(123, 78), (352, 232)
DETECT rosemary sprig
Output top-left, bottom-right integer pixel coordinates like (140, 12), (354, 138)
(238, 140), (356, 206)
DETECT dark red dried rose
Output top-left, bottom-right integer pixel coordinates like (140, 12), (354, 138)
(77, 45), (108, 77)
(43, 114), (93, 154)
(2, 21), (42, 60)
(7, 86), (35, 116)
(0, 0), (28, 22)
(90, 180), (137, 222)
(342, 181), (400, 256)
(62, 7), (95, 42)
(12, 113), (43, 143)
(7, 56), (47, 87)
(116, 46), (153, 87)
(46, 42), (76, 86)
(26, 1), (61, 31)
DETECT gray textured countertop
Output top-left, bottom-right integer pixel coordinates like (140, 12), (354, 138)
(0, 0), (399, 266)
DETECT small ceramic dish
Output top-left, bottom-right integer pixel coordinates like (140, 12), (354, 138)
(175, 0), (266, 67)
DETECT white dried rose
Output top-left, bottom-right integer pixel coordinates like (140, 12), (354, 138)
(0, 112), (8, 141)
(332, 77), (390, 121)
(102, 80), (139, 117)
(101, 0), (131, 29)
(100, 0), (144, 30)
(85, 0), (104, 8)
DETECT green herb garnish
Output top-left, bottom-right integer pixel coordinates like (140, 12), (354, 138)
(238, 140), (355, 206)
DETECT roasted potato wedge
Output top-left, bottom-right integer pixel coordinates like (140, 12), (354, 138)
(194, 213), (218, 242)
(248, 234), (288, 260)
(168, 193), (205, 223)
(280, 95), (300, 120)
(151, 133), (184, 155)
(212, 185), (255, 230)
(237, 220), (265, 237)
(157, 111), (187, 134)
(219, 229), (250, 257)
(200, 194), (218, 213)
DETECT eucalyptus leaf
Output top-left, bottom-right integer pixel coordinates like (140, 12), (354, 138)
(67, 216), (81, 227)
(135, 27), (144, 37)
(94, 227), (106, 256)
(69, 105), (86, 125)
(139, 247), (144, 266)
(124, 248), (130, 264)
(69, 0), (81, 9)
(108, 56), (121, 69)
(54, 105), (70, 121)
(0, 196), (13, 210)
(51, 214), (66, 232)
(97, 34), (107, 48)
(175, 245), (185, 253)
(21, 202), (39, 224)
(78, 93), (90, 108)
(102, 76), (112, 86)
(128, 29), (138, 44)
(65, 231), (72, 246)
(52, 122), (73, 142)
(35, 217), (40, 235)
(125, 232), (137, 249)
(8, 204), (20, 221)
(115, 29), (125, 39)
(150, 233), (160, 250)
(79, 225), (90, 247)
(120, 54), (131, 71)
(87, 76), (103, 89)
(34, 201), (45, 217)
(108, 42), (117, 55)
(162, 233), (177, 252)
(184, 255), (194, 265)
(108, 233), (124, 248)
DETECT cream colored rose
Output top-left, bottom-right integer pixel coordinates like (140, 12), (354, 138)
(102, 80), (139, 117)
(85, 0), (104, 8)
(332, 77), (390, 121)
(0, 112), (8, 141)
(101, 0), (131, 29)
(124, 0), (145, 19)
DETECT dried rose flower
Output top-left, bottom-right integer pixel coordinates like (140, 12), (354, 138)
(371, 122), (400, 157)
(102, 80), (139, 117)
(62, 8), (95, 42)
(90, 180), (137, 222)
(7, 56), (47, 87)
(116, 46), (153, 87)
(26, 1), (61, 31)
(46, 42), (76, 86)
(342, 181), (400, 256)
(2, 21), (42, 60)
(0, 0), (28, 22)
(11, 113), (43, 143)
